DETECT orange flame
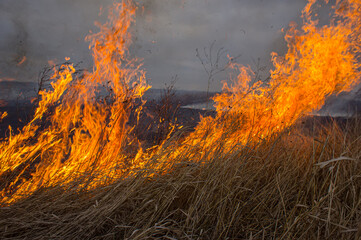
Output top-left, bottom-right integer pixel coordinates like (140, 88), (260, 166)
(0, 0), (149, 204)
(154, 0), (361, 162)
(0, 0), (360, 205)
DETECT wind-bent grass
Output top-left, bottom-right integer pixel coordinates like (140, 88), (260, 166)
(1, 117), (361, 239)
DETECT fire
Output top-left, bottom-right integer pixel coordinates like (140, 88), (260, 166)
(170, 0), (361, 157)
(0, 0), (149, 204)
(0, 0), (360, 205)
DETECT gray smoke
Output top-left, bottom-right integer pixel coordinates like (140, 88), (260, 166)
(134, 0), (306, 90)
(0, 0), (113, 83)
(0, 0), (323, 91)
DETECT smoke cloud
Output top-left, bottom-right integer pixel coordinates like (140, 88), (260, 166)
(1, 0), (311, 91)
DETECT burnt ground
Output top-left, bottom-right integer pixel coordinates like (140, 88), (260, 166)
(0, 100), (215, 142)
(1, 79), (360, 142)
(0, 85), (220, 145)
(0, 103), (34, 138)
(0, 99), (355, 144)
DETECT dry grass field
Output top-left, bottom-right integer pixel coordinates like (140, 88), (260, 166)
(0, 0), (361, 239)
(1, 117), (361, 239)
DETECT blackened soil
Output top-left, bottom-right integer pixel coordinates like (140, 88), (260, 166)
(0, 102), (216, 141)
(0, 104), (34, 138)
(0, 101), (356, 143)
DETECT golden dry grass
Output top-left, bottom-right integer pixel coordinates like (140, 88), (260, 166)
(1, 117), (361, 239)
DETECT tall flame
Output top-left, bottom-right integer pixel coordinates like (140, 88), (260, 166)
(170, 0), (361, 159)
(0, 0), (149, 204)
(0, 0), (360, 205)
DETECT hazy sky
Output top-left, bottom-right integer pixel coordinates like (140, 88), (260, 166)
(0, 0), (309, 91)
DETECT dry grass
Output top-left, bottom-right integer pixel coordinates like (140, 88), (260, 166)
(1, 117), (361, 239)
